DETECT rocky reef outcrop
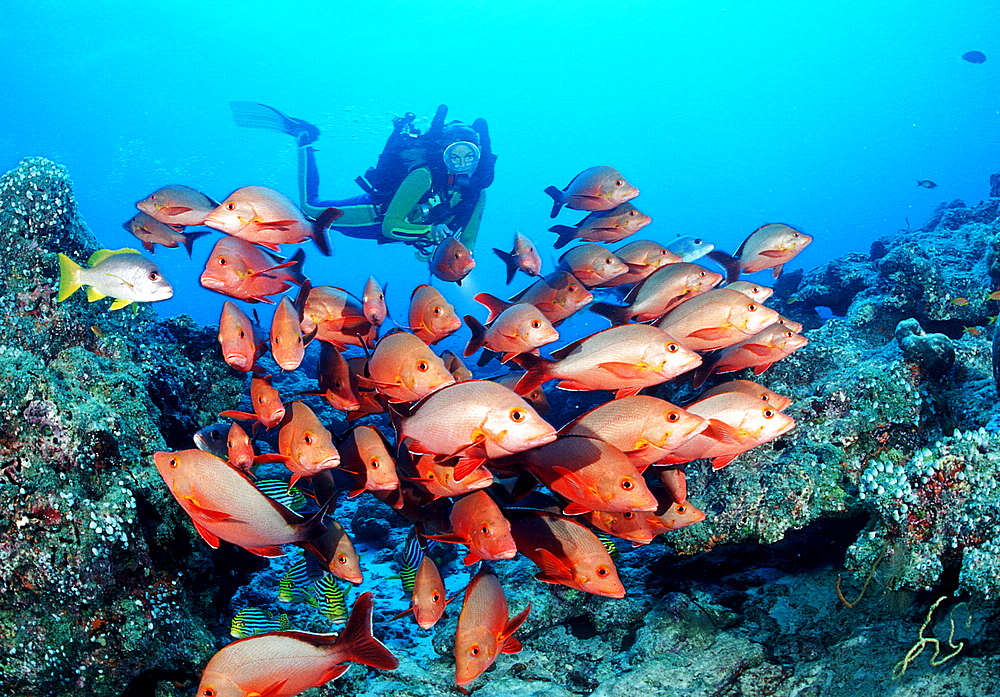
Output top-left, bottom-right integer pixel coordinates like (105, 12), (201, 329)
(0, 158), (245, 696)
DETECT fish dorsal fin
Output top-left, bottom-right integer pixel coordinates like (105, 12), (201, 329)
(549, 335), (588, 361)
(87, 248), (141, 266)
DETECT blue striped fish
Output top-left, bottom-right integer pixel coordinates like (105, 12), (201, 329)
(313, 573), (348, 625)
(255, 478), (308, 511)
(277, 557), (318, 606)
(397, 529), (425, 595)
(229, 607), (291, 638)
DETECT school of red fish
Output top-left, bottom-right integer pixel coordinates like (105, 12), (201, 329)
(135, 165), (812, 696)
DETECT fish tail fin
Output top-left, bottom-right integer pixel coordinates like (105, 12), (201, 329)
(707, 249), (741, 283)
(56, 253), (84, 302)
(548, 225), (577, 249)
(311, 207), (341, 257)
(335, 592), (400, 671)
(544, 186), (564, 218)
(473, 292), (511, 324)
(182, 230), (212, 258)
(589, 302), (629, 325)
(463, 315), (487, 357)
(492, 248), (518, 284)
(511, 354), (553, 395)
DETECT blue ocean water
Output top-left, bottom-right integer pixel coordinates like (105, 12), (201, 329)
(3, 0), (999, 327)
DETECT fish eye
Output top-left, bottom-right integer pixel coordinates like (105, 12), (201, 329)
(660, 249), (669, 255)
(150, 194), (157, 200)
(621, 478), (634, 490)
(225, 202), (236, 210)
(226, 439), (233, 449)
(596, 566), (610, 577)
(752, 286), (761, 293)
(148, 272), (160, 281)
(568, 285), (578, 292)
(416, 360), (429, 372)
(201, 689), (216, 697)
(257, 395), (265, 403)
(667, 411), (680, 422)
(760, 394), (770, 401)
(623, 511), (634, 519)
(792, 232), (800, 237)
(509, 408), (526, 423)
(604, 257), (613, 265)
(481, 524), (490, 535)
(748, 304), (758, 311)
(237, 329), (245, 338)
(169, 457), (178, 468)
(432, 592), (441, 602)
(666, 343), (679, 353)
(615, 179), (624, 186)
(333, 379), (343, 390)
(337, 554), (348, 565)
(304, 433), (314, 445)
(469, 645), (481, 657)
(370, 457), (381, 469)
(432, 306), (442, 316)
(698, 270), (706, 277)
(785, 330), (794, 337)
(677, 505), (687, 513)
(218, 256), (228, 266)
(694, 238), (703, 243)
(530, 319), (542, 329)
(763, 409), (775, 418)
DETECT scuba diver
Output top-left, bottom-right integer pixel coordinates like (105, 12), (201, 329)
(229, 102), (496, 260)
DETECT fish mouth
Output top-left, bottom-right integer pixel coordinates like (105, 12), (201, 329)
(225, 353), (252, 370)
(200, 276), (225, 290)
(314, 455), (341, 471)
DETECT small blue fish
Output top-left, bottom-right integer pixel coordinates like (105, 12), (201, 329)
(229, 607), (291, 638)
(916, 180), (938, 189)
(666, 236), (715, 263)
(313, 573), (348, 624)
(962, 50), (987, 64)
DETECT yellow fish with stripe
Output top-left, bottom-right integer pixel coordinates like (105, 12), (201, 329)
(57, 248), (173, 311)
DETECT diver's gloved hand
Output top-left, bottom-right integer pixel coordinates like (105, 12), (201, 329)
(429, 224), (452, 243)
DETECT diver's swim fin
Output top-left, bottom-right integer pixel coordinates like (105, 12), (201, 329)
(229, 102), (320, 145)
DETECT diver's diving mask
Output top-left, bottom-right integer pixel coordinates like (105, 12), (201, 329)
(443, 141), (481, 175)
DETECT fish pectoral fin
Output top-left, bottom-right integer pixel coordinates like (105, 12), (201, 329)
(462, 550), (483, 566)
(422, 532), (465, 545)
(703, 419), (744, 445)
(317, 665), (351, 685)
(534, 548), (574, 583)
(500, 602), (531, 652)
(615, 386), (643, 398)
(158, 206), (194, 215)
(252, 678), (291, 697)
(686, 327), (733, 340)
(108, 298), (134, 311)
(254, 453), (290, 464)
(244, 544), (287, 557)
(752, 362), (774, 375)
(190, 520), (221, 548)
(597, 361), (644, 378)
(562, 501), (594, 516)
(452, 454), (488, 482)
(219, 410), (259, 421)
(255, 219), (299, 230)
(711, 453), (740, 470)
(86, 286), (107, 302)
(740, 343), (774, 356)
(183, 497), (234, 522)
(757, 250), (787, 258)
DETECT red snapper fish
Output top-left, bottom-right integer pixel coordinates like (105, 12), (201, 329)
(591, 262), (723, 324)
(545, 166), (640, 217)
(464, 303), (560, 363)
(725, 280), (774, 304)
(476, 271), (594, 326)
(220, 374), (286, 429)
(408, 284), (462, 345)
(298, 284), (376, 350)
(195, 592), (398, 697)
(662, 391), (796, 469)
(430, 237), (475, 285)
(493, 372), (550, 415)
(426, 490), (517, 565)
(695, 379), (792, 412)
(397, 380), (557, 476)
(708, 223), (813, 282)
(549, 202), (652, 249)
(270, 296), (313, 371)
(514, 323), (702, 398)
(360, 331), (455, 403)
(654, 287), (779, 352)
(200, 236), (305, 304)
(218, 301), (264, 372)
(581, 508), (676, 546)
(512, 435), (657, 515)
(226, 422), (256, 473)
(493, 231), (542, 284)
(338, 425), (399, 498)
(693, 324), (808, 387)
(454, 568), (531, 687)
(302, 516), (364, 584)
(507, 508), (625, 597)
(153, 449), (326, 556)
(260, 402), (340, 486)
(307, 343), (361, 412)
(559, 395), (708, 470)
(136, 184), (218, 227)
(409, 555), (448, 629)
(204, 185), (340, 255)
(122, 212), (210, 256)
(556, 244), (629, 287)
(400, 450), (494, 500)
(593, 240), (684, 288)
(361, 276), (389, 327)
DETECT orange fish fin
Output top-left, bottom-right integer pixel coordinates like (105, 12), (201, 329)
(185, 499), (234, 522)
(252, 679), (290, 697)
(473, 292), (512, 324)
(389, 606), (414, 622)
(254, 453), (290, 464)
(244, 545), (287, 557)
(534, 548), (573, 583)
(771, 264), (785, 278)
(550, 466), (598, 505)
(219, 410), (258, 421)
(712, 453), (741, 470)
(452, 454), (487, 482)
(615, 386), (643, 398)
(685, 327), (734, 341)
(347, 487), (367, 498)
(502, 602), (531, 644)
(656, 454), (689, 465)
(255, 219), (299, 230)
(704, 419), (744, 445)
(752, 362), (774, 375)
(500, 636), (523, 654)
(740, 343), (774, 356)
(159, 206), (193, 215)
(462, 550), (483, 566)
(758, 250), (787, 258)
(317, 665), (351, 685)
(191, 519), (221, 548)
(336, 592), (400, 671)
(561, 501), (593, 516)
